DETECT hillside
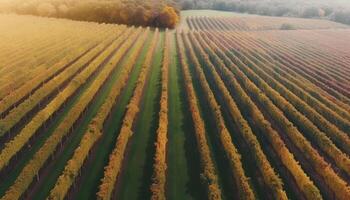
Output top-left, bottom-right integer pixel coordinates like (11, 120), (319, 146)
(178, 0), (350, 25)
(181, 10), (349, 31)
(0, 10), (350, 200)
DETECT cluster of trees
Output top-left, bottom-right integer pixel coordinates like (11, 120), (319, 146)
(97, 29), (159, 200)
(176, 31), (222, 200)
(0, 0), (180, 28)
(150, 30), (169, 200)
(200, 31), (322, 199)
(48, 28), (147, 200)
(183, 32), (255, 199)
(209, 30), (350, 200)
(178, 0), (350, 25)
(0, 27), (130, 200)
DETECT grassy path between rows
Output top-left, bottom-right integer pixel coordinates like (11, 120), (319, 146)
(166, 33), (204, 200)
(74, 32), (154, 200)
(116, 32), (164, 200)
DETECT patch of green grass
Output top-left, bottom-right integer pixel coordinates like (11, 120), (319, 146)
(74, 32), (154, 200)
(166, 33), (205, 200)
(116, 32), (164, 200)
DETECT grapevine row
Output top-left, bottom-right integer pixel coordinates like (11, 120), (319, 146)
(223, 31), (350, 120)
(254, 35), (350, 103)
(225, 31), (350, 124)
(196, 31), (323, 199)
(0, 35), (84, 97)
(186, 32), (287, 199)
(0, 28), (132, 172)
(207, 30), (350, 199)
(0, 30), (124, 139)
(0, 36), (103, 118)
(97, 29), (160, 200)
(0, 27), (143, 200)
(47, 28), (147, 200)
(268, 32), (350, 80)
(215, 30), (350, 177)
(150, 30), (169, 200)
(260, 36), (350, 98)
(175, 31), (222, 200)
(213, 31), (350, 152)
(183, 32), (257, 199)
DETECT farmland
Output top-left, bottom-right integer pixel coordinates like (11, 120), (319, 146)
(0, 10), (350, 200)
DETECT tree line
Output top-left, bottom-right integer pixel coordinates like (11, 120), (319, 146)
(0, 0), (179, 28)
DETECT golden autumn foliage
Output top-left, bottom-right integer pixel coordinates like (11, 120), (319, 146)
(156, 6), (179, 29)
(177, 31), (222, 200)
(182, 32), (256, 200)
(225, 33), (350, 152)
(185, 32), (288, 200)
(97, 29), (159, 200)
(1, 12), (350, 200)
(48, 28), (148, 200)
(206, 30), (350, 200)
(0, 27), (142, 200)
(0, 24), (123, 137)
(242, 35), (350, 134)
(0, 28), (131, 174)
(0, 0), (180, 28)
(216, 31), (350, 178)
(150, 30), (169, 200)
(197, 31), (322, 200)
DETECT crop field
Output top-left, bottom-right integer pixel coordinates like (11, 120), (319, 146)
(0, 10), (350, 200)
(186, 15), (349, 31)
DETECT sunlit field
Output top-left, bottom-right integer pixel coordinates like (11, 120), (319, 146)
(0, 5), (350, 200)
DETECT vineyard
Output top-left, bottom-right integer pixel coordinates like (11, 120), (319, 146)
(0, 11), (350, 200)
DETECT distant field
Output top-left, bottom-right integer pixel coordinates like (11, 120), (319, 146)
(181, 10), (252, 17)
(181, 10), (349, 31)
(0, 11), (350, 200)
